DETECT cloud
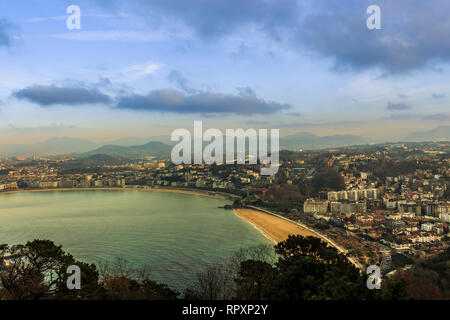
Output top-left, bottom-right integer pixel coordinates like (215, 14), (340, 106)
(118, 62), (161, 81)
(27, 17), (51, 23)
(421, 113), (450, 122)
(0, 19), (17, 47)
(12, 85), (112, 106)
(386, 102), (412, 111)
(92, 62), (162, 83)
(387, 113), (418, 120)
(105, 0), (298, 41)
(7, 123), (77, 132)
(167, 70), (198, 94)
(28, 13), (131, 23)
(286, 112), (302, 117)
(115, 88), (291, 114)
(245, 120), (365, 128)
(51, 30), (190, 42)
(432, 93), (446, 99)
(294, 0), (450, 73)
(386, 112), (450, 121)
(96, 0), (450, 73)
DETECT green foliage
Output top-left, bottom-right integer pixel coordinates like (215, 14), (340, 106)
(0, 240), (101, 300)
(382, 248), (450, 300)
(235, 260), (277, 300)
(275, 235), (348, 267)
(0, 240), (178, 300)
(268, 236), (371, 300)
(380, 278), (408, 300)
(356, 159), (424, 181)
(258, 184), (306, 210)
(3, 238), (445, 300)
(311, 169), (345, 194)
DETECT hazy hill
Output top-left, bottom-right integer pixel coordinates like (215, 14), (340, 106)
(2, 126), (448, 158)
(280, 132), (367, 150)
(405, 126), (450, 142)
(104, 136), (172, 146)
(0, 137), (98, 156)
(84, 141), (172, 159)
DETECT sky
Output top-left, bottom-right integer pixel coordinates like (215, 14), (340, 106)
(0, 0), (449, 144)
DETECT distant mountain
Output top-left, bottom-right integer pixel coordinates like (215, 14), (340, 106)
(84, 141), (172, 159)
(93, 132), (368, 157)
(103, 136), (172, 146)
(0, 137), (98, 156)
(85, 154), (119, 161)
(405, 126), (450, 142)
(280, 131), (367, 150)
(103, 137), (154, 147)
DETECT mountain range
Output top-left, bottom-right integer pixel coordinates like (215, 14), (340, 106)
(404, 126), (450, 142)
(280, 132), (367, 150)
(0, 137), (97, 157)
(0, 125), (448, 158)
(83, 141), (172, 159)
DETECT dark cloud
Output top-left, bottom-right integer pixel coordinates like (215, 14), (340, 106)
(0, 19), (17, 47)
(295, 0), (450, 73)
(115, 88), (291, 114)
(167, 70), (198, 94)
(112, 0), (299, 41)
(386, 102), (412, 111)
(13, 85), (112, 106)
(97, 0), (450, 73)
(432, 93), (446, 99)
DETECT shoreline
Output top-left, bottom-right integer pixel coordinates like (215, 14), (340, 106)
(0, 186), (361, 268)
(0, 186), (238, 201)
(233, 206), (363, 269)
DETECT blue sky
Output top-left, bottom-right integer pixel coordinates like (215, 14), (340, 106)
(0, 0), (449, 144)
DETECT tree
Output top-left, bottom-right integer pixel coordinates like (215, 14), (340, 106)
(184, 244), (277, 300)
(98, 257), (178, 300)
(274, 235), (348, 268)
(311, 168), (345, 195)
(268, 235), (373, 300)
(0, 241), (179, 300)
(0, 240), (101, 300)
(380, 278), (408, 300)
(183, 264), (233, 300)
(235, 260), (277, 300)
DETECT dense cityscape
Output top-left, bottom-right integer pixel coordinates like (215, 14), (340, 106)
(1, 141), (448, 275)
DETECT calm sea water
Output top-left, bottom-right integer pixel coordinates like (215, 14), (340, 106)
(0, 190), (270, 290)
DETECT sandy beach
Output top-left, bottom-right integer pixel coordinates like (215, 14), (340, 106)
(233, 208), (319, 244)
(233, 207), (363, 269)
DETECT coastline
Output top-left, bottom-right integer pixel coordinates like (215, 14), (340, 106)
(234, 206), (363, 269)
(0, 186), (239, 201)
(0, 186), (362, 269)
